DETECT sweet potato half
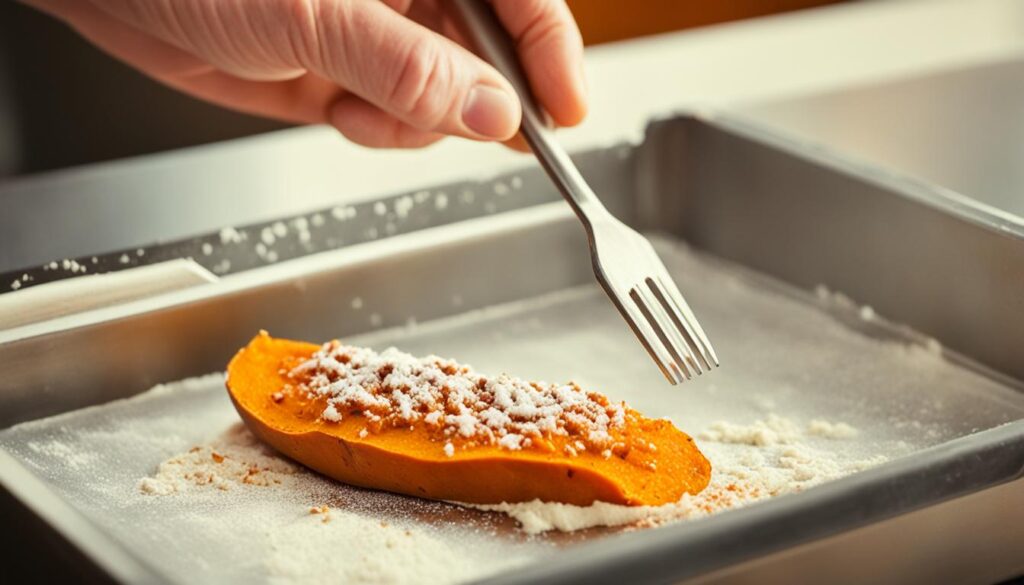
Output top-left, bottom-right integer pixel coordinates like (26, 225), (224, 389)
(226, 332), (711, 506)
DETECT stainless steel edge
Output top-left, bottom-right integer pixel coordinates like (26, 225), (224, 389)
(0, 142), (636, 296)
(1, 111), (1022, 585)
(0, 204), (592, 427)
(473, 421), (1024, 585)
(0, 449), (169, 584)
(636, 111), (1024, 383)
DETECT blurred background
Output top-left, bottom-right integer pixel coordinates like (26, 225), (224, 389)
(0, 0), (839, 178)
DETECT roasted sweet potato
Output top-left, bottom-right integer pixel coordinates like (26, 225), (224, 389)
(226, 331), (710, 506)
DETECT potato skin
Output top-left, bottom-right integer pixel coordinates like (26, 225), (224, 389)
(226, 332), (711, 506)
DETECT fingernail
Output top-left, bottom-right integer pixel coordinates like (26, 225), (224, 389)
(462, 85), (519, 140)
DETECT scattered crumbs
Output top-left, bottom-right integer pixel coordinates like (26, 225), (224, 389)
(351, 297), (364, 310)
(309, 505), (332, 523)
(311, 213), (326, 227)
(374, 202), (388, 216)
(510, 176), (523, 190)
(136, 248), (145, 257)
(359, 428), (369, 439)
(471, 414), (884, 534)
(91, 256), (98, 264)
(493, 182), (510, 196)
(10, 280), (20, 291)
(137, 424), (299, 495)
(443, 443), (454, 458)
(272, 221), (288, 238)
(413, 190), (431, 204)
(255, 243), (268, 257)
(121, 415), (529, 584)
(266, 251), (279, 263)
(366, 227), (379, 239)
(261, 227), (276, 246)
(332, 206), (357, 221)
(119, 254), (131, 265)
(460, 189), (475, 204)
(201, 243), (214, 256)
(394, 196), (414, 219)
(807, 419), (859, 439)
(288, 342), (629, 456)
(435, 193), (449, 210)
(369, 313), (383, 327)
(48, 261), (58, 270)
(272, 392), (285, 403)
(698, 414), (801, 447)
(213, 259), (232, 274)
(219, 227), (246, 244)
(859, 306), (875, 321)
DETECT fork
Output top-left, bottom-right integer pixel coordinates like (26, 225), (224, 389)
(451, 0), (719, 383)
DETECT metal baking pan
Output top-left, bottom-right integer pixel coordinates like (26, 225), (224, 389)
(1, 112), (1022, 584)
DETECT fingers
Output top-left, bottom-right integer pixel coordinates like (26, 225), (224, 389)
(26, 0), (340, 124)
(491, 0), (588, 127)
(328, 95), (445, 149)
(302, 0), (521, 141)
(85, 0), (522, 142)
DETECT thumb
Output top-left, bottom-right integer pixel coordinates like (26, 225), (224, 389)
(309, 1), (522, 141)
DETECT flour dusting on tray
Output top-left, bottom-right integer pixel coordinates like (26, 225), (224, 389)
(4, 238), (1021, 585)
(135, 411), (883, 535)
(462, 415), (884, 533)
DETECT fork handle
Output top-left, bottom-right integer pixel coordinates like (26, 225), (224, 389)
(449, 0), (610, 224)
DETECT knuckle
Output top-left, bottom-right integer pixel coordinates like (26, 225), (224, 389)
(282, 0), (319, 62)
(388, 41), (451, 127)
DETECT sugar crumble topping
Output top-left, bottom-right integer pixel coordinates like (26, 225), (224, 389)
(285, 341), (630, 456)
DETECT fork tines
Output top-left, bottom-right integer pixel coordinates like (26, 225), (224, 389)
(621, 269), (719, 385)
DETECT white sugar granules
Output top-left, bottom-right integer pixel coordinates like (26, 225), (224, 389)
(289, 341), (628, 455)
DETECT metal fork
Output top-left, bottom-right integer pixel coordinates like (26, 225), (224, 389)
(451, 0), (719, 383)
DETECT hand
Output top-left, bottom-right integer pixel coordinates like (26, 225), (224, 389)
(27, 0), (587, 148)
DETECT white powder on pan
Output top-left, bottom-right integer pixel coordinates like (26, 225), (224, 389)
(463, 416), (883, 534)
(265, 509), (486, 585)
(139, 415), (882, 536)
(137, 424), (300, 495)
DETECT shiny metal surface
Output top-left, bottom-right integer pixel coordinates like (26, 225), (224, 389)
(742, 56), (1024, 218)
(1, 112), (1022, 584)
(637, 114), (1024, 383)
(452, 0), (719, 384)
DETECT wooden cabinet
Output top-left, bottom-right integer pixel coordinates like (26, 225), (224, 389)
(568, 0), (844, 45)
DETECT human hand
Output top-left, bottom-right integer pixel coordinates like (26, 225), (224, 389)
(27, 0), (587, 148)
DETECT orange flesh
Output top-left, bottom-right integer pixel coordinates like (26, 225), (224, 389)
(226, 332), (711, 506)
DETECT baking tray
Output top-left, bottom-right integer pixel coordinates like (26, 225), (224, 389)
(1, 113), (1023, 584)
